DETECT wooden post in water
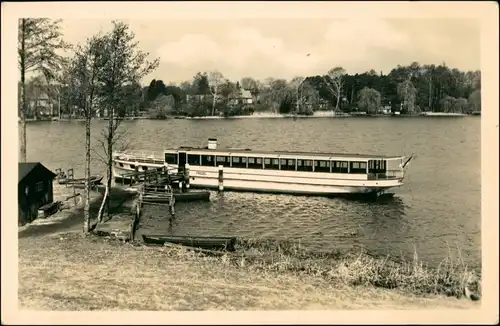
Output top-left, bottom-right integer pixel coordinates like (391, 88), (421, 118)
(184, 163), (190, 191)
(218, 165), (224, 192)
(168, 185), (175, 217)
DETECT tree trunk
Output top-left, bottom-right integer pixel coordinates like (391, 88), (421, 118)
(105, 107), (114, 220)
(212, 94), (216, 116)
(83, 112), (91, 232)
(97, 183), (109, 223)
(335, 90), (340, 111)
(19, 19), (27, 162)
(428, 75), (432, 111)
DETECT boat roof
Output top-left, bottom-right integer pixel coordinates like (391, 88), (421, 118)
(165, 146), (403, 160)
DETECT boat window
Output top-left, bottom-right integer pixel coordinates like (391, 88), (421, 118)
(143, 166), (148, 171)
(165, 153), (178, 165)
(280, 158), (296, 171)
(231, 156), (247, 168)
(314, 160), (330, 173)
(201, 155), (215, 166)
(130, 164), (136, 169)
(350, 161), (367, 174)
(368, 160), (386, 173)
(119, 163), (123, 167)
(297, 159), (313, 172)
(216, 155), (231, 167)
(264, 157), (279, 170)
(247, 157), (263, 169)
(331, 160), (348, 173)
(187, 154), (201, 165)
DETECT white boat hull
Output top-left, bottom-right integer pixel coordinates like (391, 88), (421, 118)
(112, 160), (403, 195)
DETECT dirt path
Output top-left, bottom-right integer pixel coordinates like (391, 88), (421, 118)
(18, 186), (135, 238)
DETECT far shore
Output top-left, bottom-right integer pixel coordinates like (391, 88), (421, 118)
(23, 111), (474, 123)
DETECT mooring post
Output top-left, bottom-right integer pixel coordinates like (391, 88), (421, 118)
(218, 165), (224, 192)
(169, 188), (175, 217)
(184, 163), (190, 190)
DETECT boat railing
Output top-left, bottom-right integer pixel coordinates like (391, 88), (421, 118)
(368, 170), (404, 180)
(113, 151), (163, 162)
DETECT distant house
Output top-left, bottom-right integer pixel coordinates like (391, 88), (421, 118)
(240, 89), (253, 104)
(228, 89), (253, 106)
(379, 106), (392, 115)
(18, 162), (57, 226)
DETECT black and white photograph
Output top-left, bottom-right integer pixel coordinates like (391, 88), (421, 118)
(1, 1), (498, 324)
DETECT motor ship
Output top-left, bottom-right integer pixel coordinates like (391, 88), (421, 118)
(112, 138), (413, 197)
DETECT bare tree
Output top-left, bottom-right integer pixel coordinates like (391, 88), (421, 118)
(208, 71), (224, 116)
(290, 76), (305, 113)
(67, 34), (108, 232)
(18, 18), (68, 162)
(93, 21), (159, 222)
(324, 67), (346, 111)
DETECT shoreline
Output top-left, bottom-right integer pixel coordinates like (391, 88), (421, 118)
(24, 112), (474, 123)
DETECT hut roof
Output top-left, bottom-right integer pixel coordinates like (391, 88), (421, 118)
(19, 162), (56, 183)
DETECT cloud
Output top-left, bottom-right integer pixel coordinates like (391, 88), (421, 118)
(156, 26), (322, 79)
(157, 34), (220, 67)
(321, 19), (411, 71)
(152, 19), (478, 82)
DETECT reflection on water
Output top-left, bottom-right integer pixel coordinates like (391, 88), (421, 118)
(136, 191), (417, 261)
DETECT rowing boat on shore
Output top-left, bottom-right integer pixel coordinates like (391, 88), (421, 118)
(142, 235), (236, 251)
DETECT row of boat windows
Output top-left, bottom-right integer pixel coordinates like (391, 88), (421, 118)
(165, 154), (387, 174)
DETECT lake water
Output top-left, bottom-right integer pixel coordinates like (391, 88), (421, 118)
(24, 116), (481, 269)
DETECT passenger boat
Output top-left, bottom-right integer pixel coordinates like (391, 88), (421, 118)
(113, 139), (413, 197)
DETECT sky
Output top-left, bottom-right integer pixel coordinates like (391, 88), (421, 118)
(58, 18), (480, 85)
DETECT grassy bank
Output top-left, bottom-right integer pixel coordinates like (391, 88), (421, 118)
(18, 232), (480, 310)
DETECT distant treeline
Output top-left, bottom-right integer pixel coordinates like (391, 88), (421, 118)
(21, 62), (481, 119)
(140, 63), (481, 117)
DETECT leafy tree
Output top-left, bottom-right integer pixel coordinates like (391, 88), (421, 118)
(179, 81), (192, 95)
(454, 97), (468, 113)
(219, 79), (237, 101)
(468, 89), (481, 112)
(191, 72), (210, 95)
(164, 85), (186, 108)
(18, 18), (68, 161)
(397, 79), (418, 113)
(147, 79), (167, 102)
(357, 87), (381, 114)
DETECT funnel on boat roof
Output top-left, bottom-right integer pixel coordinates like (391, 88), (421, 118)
(208, 138), (218, 150)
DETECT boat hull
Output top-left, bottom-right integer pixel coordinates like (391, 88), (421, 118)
(112, 157), (405, 196)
